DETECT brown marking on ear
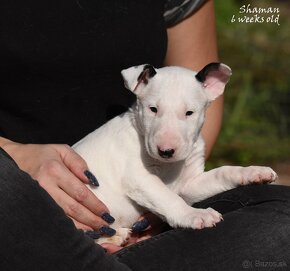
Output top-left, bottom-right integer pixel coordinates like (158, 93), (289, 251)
(133, 65), (157, 92)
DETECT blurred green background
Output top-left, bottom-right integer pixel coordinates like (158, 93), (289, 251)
(208, 0), (289, 170)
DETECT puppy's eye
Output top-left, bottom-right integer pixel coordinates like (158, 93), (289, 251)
(186, 111), (194, 116)
(149, 106), (158, 113)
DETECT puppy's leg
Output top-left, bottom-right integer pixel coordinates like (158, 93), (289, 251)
(180, 166), (278, 204)
(96, 228), (132, 246)
(124, 172), (222, 230)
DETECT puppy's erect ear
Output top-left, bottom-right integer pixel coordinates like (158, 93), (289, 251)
(195, 63), (232, 101)
(121, 64), (157, 95)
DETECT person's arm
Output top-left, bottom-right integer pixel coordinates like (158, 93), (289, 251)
(164, 0), (223, 159)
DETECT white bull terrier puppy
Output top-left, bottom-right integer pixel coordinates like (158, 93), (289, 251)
(73, 63), (277, 245)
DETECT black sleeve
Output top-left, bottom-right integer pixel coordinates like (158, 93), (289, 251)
(164, 0), (206, 27)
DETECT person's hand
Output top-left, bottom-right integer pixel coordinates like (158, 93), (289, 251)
(1, 140), (115, 231)
(131, 212), (167, 242)
(102, 212), (167, 254)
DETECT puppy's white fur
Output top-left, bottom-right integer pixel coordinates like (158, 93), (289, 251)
(73, 64), (277, 245)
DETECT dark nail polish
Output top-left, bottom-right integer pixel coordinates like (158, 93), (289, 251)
(85, 230), (101, 240)
(84, 170), (99, 186)
(99, 226), (116, 237)
(132, 218), (150, 233)
(101, 212), (115, 224)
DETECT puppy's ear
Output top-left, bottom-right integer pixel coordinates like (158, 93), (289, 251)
(195, 63), (232, 101)
(121, 64), (157, 95)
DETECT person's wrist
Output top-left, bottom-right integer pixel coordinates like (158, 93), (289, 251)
(0, 137), (14, 150)
(0, 136), (11, 146)
(0, 137), (22, 161)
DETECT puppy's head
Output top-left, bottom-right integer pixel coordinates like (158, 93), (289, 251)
(121, 63), (232, 162)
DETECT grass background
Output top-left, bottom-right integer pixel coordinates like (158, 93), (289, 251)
(207, 0), (290, 169)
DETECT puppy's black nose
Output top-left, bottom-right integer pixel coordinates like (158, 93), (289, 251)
(158, 148), (175, 158)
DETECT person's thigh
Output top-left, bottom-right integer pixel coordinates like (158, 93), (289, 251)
(115, 185), (290, 271)
(0, 148), (130, 271)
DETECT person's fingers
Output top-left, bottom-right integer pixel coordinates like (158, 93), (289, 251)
(56, 145), (100, 186)
(32, 146), (115, 230)
(132, 212), (163, 232)
(69, 217), (93, 231)
(56, 172), (109, 216)
(125, 232), (151, 246)
(136, 235), (151, 243)
(57, 150), (115, 223)
(38, 155), (114, 220)
(47, 186), (110, 230)
(132, 218), (151, 232)
(101, 243), (123, 254)
(53, 144), (89, 183)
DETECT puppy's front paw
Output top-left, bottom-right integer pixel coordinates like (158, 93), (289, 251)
(239, 166), (278, 185)
(96, 228), (132, 246)
(174, 207), (223, 229)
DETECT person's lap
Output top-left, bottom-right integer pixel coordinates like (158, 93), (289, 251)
(1, 148), (289, 271)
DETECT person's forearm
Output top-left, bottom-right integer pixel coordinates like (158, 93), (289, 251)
(0, 136), (10, 146)
(165, 0), (218, 70)
(0, 136), (16, 150)
(164, 0), (223, 159)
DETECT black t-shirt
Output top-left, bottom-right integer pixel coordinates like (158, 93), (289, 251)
(0, 0), (204, 145)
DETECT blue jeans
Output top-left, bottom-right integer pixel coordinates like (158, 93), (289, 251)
(0, 148), (289, 271)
